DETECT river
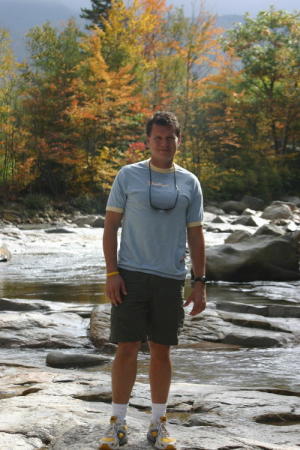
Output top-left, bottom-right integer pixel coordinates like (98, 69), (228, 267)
(0, 226), (299, 391)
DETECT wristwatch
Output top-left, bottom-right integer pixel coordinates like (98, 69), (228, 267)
(193, 275), (207, 283)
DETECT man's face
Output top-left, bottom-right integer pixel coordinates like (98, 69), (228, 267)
(147, 124), (181, 168)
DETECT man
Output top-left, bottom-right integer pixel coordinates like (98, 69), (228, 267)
(100, 111), (206, 450)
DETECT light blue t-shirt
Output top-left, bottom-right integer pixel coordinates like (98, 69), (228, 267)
(106, 159), (203, 280)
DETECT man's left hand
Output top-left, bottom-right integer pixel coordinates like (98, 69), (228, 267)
(183, 283), (206, 316)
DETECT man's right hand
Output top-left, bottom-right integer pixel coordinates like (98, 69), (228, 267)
(105, 274), (127, 306)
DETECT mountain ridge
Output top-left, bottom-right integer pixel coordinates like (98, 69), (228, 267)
(0, 0), (243, 61)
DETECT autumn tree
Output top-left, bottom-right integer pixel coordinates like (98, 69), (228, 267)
(68, 27), (146, 193)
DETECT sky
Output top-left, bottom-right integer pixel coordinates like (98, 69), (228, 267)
(62, 0), (299, 16)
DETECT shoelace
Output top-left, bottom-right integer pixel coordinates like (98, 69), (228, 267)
(105, 422), (118, 438)
(157, 421), (169, 437)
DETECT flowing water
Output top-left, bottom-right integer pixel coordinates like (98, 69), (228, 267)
(0, 227), (299, 391)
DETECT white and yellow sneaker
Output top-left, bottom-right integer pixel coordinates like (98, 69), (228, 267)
(99, 416), (128, 449)
(147, 416), (177, 450)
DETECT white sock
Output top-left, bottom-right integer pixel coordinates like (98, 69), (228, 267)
(151, 403), (167, 423)
(112, 402), (128, 421)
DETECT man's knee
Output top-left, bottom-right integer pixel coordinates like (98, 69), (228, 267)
(149, 341), (170, 361)
(116, 341), (141, 359)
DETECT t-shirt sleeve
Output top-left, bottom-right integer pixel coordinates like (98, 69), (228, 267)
(186, 177), (204, 228)
(106, 168), (127, 213)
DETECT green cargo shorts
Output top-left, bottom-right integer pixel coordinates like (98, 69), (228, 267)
(110, 268), (185, 346)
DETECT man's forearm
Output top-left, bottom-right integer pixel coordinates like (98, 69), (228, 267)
(187, 226), (206, 277)
(103, 225), (119, 273)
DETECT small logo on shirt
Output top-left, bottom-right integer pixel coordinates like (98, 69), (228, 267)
(151, 182), (170, 187)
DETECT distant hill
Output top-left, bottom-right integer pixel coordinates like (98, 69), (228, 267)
(0, 0), (85, 60)
(0, 1), (243, 61)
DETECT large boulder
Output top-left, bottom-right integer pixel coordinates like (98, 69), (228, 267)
(261, 203), (293, 220)
(206, 234), (300, 281)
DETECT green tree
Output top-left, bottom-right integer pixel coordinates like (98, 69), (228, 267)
(22, 20), (85, 196)
(0, 29), (28, 195)
(223, 8), (300, 154)
(80, 0), (113, 30)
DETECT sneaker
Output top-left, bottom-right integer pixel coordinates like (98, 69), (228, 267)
(99, 416), (128, 449)
(147, 416), (177, 450)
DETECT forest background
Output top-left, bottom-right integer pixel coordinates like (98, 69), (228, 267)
(0, 0), (299, 213)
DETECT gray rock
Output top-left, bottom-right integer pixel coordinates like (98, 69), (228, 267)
(206, 235), (300, 282)
(271, 200), (298, 211)
(46, 351), (110, 368)
(0, 311), (91, 348)
(184, 413), (226, 428)
(211, 215), (228, 224)
(0, 297), (51, 312)
(89, 304), (111, 348)
(222, 332), (289, 348)
(254, 223), (285, 237)
(262, 204), (293, 220)
(232, 215), (264, 227)
(241, 195), (265, 211)
(72, 215), (100, 227)
(220, 200), (247, 214)
(45, 227), (75, 233)
(216, 301), (300, 318)
(242, 207), (257, 215)
(286, 221), (297, 232)
(225, 230), (252, 244)
(205, 205), (225, 215)
(0, 366), (299, 450)
(90, 302), (299, 350)
(92, 216), (105, 228)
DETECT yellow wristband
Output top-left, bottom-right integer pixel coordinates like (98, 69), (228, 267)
(107, 271), (119, 277)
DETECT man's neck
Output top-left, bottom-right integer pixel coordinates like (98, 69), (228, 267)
(149, 157), (174, 170)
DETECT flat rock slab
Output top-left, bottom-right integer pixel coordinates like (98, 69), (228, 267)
(90, 304), (300, 349)
(0, 310), (91, 348)
(0, 366), (299, 449)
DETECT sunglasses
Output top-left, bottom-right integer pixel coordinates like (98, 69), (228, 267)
(148, 164), (179, 211)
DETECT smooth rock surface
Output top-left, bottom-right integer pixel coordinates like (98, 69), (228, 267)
(262, 204), (293, 220)
(0, 310), (92, 348)
(46, 351), (110, 368)
(206, 234), (300, 281)
(0, 366), (299, 450)
(90, 303), (300, 349)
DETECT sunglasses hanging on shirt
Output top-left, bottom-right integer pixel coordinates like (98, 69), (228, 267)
(148, 163), (179, 211)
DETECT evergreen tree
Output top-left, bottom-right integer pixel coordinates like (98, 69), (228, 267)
(80, 0), (112, 29)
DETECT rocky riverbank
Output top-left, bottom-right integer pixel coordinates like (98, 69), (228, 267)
(0, 296), (299, 449)
(1, 363), (299, 450)
(1, 194), (300, 449)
